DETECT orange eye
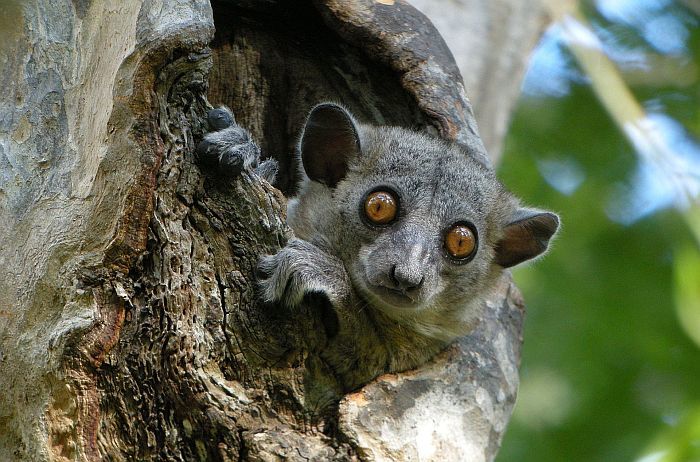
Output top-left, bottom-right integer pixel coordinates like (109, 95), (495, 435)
(364, 191), (398, 225)
(445, 224), (476, 259)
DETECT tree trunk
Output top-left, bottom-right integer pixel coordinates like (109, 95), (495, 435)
(0, 1), (544, 460)
(409, 0), (546, 163)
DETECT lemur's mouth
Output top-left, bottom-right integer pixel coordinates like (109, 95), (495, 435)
(351, 260), (425, 313)
(366, 284), (420, 308)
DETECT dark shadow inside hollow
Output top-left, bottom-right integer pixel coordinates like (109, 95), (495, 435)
(207, 0), (429, 193)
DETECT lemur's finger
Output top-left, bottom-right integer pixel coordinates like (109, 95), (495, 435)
(195, 137), (220, 168)
(207, 107), (235, 131)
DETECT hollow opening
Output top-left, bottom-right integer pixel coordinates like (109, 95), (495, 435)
(208, 0), (427, 192)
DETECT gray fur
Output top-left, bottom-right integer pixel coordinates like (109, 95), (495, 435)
(255, 158), (279, 184)
(196, 106), (278, 182)
(198, 103), (559, 406)
(269, 104), (558, 396)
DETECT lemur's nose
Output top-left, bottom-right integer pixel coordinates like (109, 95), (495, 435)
(390, 264), (425, 292)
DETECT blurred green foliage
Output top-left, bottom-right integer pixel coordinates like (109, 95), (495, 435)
(497, 2), (700, 461)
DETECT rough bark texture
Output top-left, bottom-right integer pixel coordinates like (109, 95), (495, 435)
(0, 0), (542, 460)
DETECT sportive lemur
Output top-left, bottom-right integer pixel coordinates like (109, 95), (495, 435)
(197, 103), (559, 408)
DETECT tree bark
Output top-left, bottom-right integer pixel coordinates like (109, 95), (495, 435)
(410, 0), (546, 163)
(0, 0), (543, 460)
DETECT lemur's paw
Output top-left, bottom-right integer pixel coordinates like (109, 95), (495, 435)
(207, 107), (235, 131)
(256, 239), (342, 308)
(197, 106), (273, 179)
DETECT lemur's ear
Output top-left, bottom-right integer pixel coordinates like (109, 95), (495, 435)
(300, 103), (361, 188)
(495, 209), (559, 268)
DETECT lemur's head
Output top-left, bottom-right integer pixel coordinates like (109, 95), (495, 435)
(288, 104), (558, 338)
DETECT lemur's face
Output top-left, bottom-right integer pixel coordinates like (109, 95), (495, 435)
(329, 128), (505, 321)
(291, 104), (558, 332)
